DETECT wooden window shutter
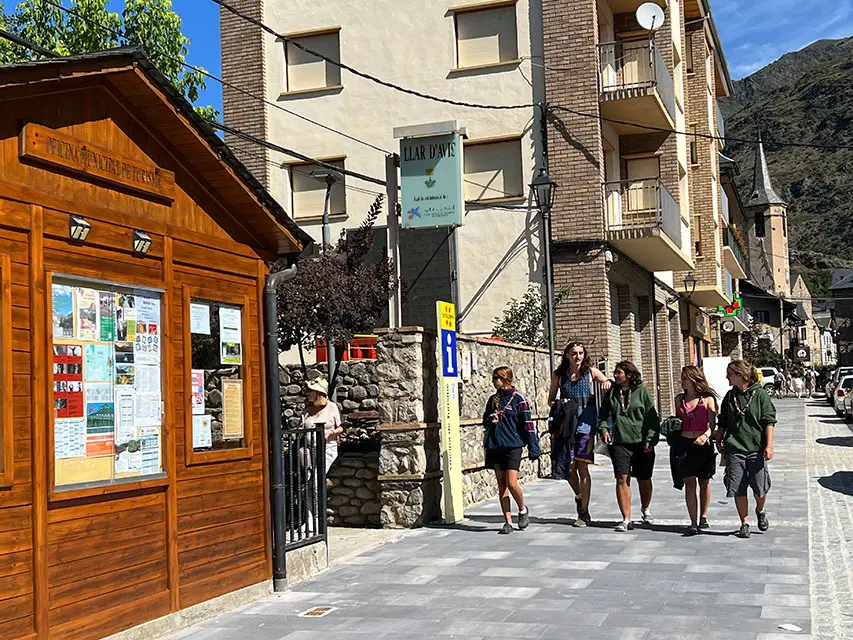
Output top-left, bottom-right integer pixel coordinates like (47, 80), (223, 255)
(287, 32), (341, 91)
(456, 6), (518, 68)
(464, 139), (523, 201)
(291, 161), (346, 219)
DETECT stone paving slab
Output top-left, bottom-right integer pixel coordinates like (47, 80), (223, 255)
(167, 399), (833, 640)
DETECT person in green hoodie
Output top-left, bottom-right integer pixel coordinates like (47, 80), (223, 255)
(599, 361), (661, 532)
(715, 359), (776, 539)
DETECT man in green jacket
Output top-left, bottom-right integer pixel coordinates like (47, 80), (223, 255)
(715, 360), (777, 539)
(599, 361), (661, 532)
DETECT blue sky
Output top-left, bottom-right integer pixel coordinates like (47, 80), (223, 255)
(158, 0), (853, 114)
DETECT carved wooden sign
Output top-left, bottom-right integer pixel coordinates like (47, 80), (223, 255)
(19, 123), (176, 201)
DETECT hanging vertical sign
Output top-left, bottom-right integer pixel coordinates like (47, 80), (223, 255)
(437, 300), (463, 523)
(400, 131), (464, 229)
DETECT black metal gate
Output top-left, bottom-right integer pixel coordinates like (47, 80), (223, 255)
(281, 423), (327, 551)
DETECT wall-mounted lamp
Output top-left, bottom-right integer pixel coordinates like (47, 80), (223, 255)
(682, 273), (697, 298)
(132, 230), (152, 254)
(69, 215), (91, 242)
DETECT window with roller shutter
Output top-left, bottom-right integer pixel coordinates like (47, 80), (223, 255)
(284, 30), (342, 93)
(454, 3), (519, 69)
(289, 159), (346, 220)
(463, 137), (524, 202)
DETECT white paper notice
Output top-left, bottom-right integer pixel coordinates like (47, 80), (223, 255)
(192, 414), (212, 449)
(54, 417), (86, 459)
(134, 296), (161, 365)
(461, 352), (472, 380)
(114, 386), (136, 444)
(135, 364), (162, 427)
(85, 382), (113, 405)
(190, 303), (211, 335)
(219, 306), (243, 365)
(140, 426), (161, 475)
(115, 448), (141, 475)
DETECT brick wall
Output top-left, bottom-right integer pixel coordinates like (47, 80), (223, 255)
(220, 0), (269, 186)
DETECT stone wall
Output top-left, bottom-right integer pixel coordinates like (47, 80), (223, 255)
(327, 451), (381, 528)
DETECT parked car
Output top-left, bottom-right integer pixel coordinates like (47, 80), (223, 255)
(832, 375), (853, 416)
(760, 367), (782, 395)
(844, 388), (853, 421)
(826, 367), (853, 404)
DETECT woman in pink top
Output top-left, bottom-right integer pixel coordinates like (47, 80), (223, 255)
(675, 365), (718, 536)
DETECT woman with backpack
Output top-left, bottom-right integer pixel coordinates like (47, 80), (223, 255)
(483, 366), (541, 534)
(598, 361), (660, 532)
(674, 365), (718, 536)
(547, 342), (611, 527)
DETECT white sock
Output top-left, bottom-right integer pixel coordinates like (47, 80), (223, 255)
(519, 506), (528, 515)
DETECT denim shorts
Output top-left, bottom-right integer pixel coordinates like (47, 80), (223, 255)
(724, 452), (771, 498)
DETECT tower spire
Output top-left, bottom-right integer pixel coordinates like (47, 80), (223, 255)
(747, 130), (786, 207)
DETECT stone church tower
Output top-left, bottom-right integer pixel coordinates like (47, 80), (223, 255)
(746, 133), (790, 297)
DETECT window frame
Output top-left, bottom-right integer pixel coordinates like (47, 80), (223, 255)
(754, 211), (766, 237)
(755, 310), (770, 324)
(0, 255), (11, 489)
(182, 285), (254, 466)
(694, 215), (703, 257)
(46, 272), (169, 502)
(451, 0), (521, 72)
(463, 134), (526, 204)
(282, 26), (343, 97)
(287, 156), (348, 222)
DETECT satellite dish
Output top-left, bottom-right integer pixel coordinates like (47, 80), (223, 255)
(636, 2), (666, 31)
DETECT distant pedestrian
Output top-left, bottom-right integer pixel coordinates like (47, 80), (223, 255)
(805, 368), (816, 397)
(674, 366), (718, 536)
(548, 342), (611, 527)
(598, 361), (660, 532)
(484, 366), (540, 534)
(716, 360), (776, 539)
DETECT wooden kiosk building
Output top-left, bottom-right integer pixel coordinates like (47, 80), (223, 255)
(0, 49), (309, 639)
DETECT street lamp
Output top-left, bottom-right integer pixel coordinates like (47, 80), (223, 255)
(682, 273), (697, 298)
(310, 168), (344, 252)
(311, 167), (345, 401)
(530, 168), (558, 365)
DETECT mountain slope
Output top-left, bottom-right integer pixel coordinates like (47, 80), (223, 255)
(720, 37), (853, 294)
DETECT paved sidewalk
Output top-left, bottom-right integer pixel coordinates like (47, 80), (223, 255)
(170, 399), (830, 640)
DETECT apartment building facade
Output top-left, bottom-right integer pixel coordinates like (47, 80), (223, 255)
(542, 0), (741, 407)
(221, 0), (544, 336)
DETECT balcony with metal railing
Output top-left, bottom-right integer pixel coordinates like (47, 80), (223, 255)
(723, 225), (748, 279)
(604, 178), (693, 271)
(598, 38), (676, 134)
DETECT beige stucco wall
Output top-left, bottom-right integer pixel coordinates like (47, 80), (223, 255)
(261, 0), (539, 335)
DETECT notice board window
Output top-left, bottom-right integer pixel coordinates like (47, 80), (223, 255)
(50, 276), (165, 493)
(0, 255), (11, 489)
(184, 286), (252, 465)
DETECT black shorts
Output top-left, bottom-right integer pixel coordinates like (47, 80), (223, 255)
(611, 442), (655, 480)
(674, 436), (717, 480)
(486, 447), (523, 471)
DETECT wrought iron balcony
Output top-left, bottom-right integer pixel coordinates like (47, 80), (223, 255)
(598, 39), (676, 132)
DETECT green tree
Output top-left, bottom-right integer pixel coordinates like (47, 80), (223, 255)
(492, 284), (570, 349)
(0, 0), (214, 117)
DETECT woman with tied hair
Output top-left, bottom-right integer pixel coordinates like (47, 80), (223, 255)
(483, 366), (540, 534)
(716, 359), (776, 539)
(598, 361), (660, 532)
(548, 341), (611, 527)
(675, 365), (718, 536)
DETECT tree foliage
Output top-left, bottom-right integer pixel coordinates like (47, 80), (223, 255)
(275, 195), (395, 387)
(0, 0), (214, 116)
(742, 325), (785, 369)
(491, 284), (570, 349)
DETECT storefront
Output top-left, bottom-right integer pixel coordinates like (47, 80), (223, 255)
(0, 50), (308, 639)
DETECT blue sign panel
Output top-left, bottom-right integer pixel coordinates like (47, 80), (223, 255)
(400, 132), (464, 229)
(440, 329), (458, 378)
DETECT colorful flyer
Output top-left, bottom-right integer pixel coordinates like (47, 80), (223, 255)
(85, 385), (115, 457)
(52, 284), (74, 339)
(219, 307), (242, 365)
(190, 303), (211, 335)
(116, 293), (136, 342)
(114, 341), (134, 364)
(192, 414), (212, 449)
(84, 344), (114, 382)
(54, 417), (86, 459)
(222, 378), (244, 440)
(75, 287), (98, 342)
(53, 344), (84, 418)
(99, 292), (116, 342)
(191, 370), (205, 415)
(134, 296), (161, 365)
(115, 364), (135, 386)
(140, 426), (161, 475)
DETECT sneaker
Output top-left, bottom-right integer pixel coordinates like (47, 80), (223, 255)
(614, 520), (633, 532)
(736, 522), (751, 539)
(756, 510), (769, 532)
(641, 509), (653, 526)
(699, 517), (709, 530)
(498, 522), (513, 535)
(518, 508), (530, 530)
(572, 514), (588, 528)
(683, 525), (699, 537)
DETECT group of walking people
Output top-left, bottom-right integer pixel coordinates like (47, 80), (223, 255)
(482, 341), (776, 539)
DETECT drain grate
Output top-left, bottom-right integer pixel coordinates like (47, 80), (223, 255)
(298, 606), (337, 618)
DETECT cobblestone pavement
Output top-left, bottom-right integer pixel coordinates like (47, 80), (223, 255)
(169, 399), (853, 640)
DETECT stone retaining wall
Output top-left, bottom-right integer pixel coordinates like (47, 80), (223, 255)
(327, 451), (381, 528)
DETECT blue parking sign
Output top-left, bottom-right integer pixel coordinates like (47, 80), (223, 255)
(440, 329), (458, 378)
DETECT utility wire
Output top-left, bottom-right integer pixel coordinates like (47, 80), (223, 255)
(0, 28), (60, 58)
